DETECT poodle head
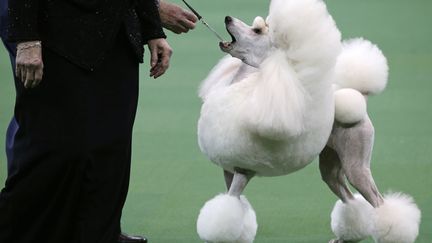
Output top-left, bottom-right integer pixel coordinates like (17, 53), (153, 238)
(220, 16), (272, 67)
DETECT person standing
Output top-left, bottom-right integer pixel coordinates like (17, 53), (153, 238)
(0, 1), (175, 243)
(1, 1), (198, 242)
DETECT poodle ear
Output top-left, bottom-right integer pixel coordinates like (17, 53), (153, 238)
(265, 16), (270, 26)
(252, 16), (269, 34)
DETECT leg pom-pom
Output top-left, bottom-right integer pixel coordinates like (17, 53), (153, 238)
(372, 192), (421, 243)
(196, 194), (257, 243)
(331, 194), (375, 241)
(237, 196), (258, 243)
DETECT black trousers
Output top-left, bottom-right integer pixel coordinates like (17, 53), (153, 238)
(0, 30), (139, 243)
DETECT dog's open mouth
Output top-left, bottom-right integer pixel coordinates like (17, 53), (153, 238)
(220, 29), (236, 51)
(220, 19), (237, 52)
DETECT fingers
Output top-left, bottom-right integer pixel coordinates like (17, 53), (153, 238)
(150, 44), (158, 69)
(170, 25), (188, 34)
(166, 17), (195, 34)
(183, 10), (198, 23)
(27, 65), (44, 88)
(159, 1), (197, 34)
(19, 66), (27, 83)
(149, 54), (168, 79)
(179, 18), (196, 32)
(34, 66), (43, 84)
(173, 11), (197, 33)
(24, 67), (35, 88)
(15, 63), (21, 80)
(15, 42), (44, 89)
(151, 50), (171, 79)
(148, 39), (172, 79)
(17, 61), (44, 88)
(149, 53), (160, 77)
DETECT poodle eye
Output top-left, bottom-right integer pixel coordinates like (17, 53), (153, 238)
(253, 28), (262, 34)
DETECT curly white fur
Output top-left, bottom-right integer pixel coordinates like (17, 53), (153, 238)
(334, 38), (389, 95)
(331, 192), (421, 243)
(238, 196), (258, 243)
(199, 55), (243, 101)
(334, 88), (367, 124)
(372, 192), (421, 243)
(269, 0), (341, 70)
(331, 193), (375, 241)
(243, 50), (307, 139)
(196, 194), (257, 243)
(198, 0), (341, 176)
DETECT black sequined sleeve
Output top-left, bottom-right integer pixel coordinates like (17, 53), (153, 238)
(7, 0), (41, 42)
(136, 0), (166, 43)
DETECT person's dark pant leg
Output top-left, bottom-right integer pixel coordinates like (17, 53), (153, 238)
(0, 30), (139, 243)
(76, 31), (139, 243)
(5, 117), (19, 175)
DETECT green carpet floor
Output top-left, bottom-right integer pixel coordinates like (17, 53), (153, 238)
(0, 0), (431, 242)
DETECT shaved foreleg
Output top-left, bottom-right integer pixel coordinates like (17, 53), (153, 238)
(223, 170), (234, 191)
(227, 169), (255, 197)
(319, 145), (354, 203)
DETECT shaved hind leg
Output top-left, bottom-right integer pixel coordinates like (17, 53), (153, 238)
(330, 116), (384, 208)
(319, 145), (354, 203)
(320, 147), (360, 243)
(324, 117), (385, 243)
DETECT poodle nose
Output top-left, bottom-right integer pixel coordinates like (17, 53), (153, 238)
(225, 16), (233, 24)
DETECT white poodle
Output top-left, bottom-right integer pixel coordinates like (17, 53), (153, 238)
(196, 0), (421, 242)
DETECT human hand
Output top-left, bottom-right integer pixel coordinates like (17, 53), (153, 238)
(15, 41), (44, 88)
(147, 38), (172, 78)
(159, 1), (198, 34)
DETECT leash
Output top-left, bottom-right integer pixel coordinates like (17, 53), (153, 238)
(181, 0), (225, 42)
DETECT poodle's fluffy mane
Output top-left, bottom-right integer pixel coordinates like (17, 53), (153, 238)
(199, 0), (342, 140)
(242, 0), (341, 138)
(268, 0), (341, 73)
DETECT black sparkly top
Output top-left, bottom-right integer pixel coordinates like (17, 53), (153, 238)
(7, 0), (166, 70)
